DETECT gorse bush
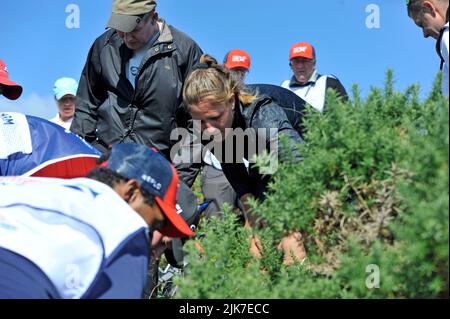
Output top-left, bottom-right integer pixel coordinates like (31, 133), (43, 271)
(177, 71), (449, 298)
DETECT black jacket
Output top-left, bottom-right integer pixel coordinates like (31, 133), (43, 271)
(70, 20), (202, 185)
(219, 94), (304, 200)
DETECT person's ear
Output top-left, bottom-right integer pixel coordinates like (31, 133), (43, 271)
(422, 1), (436, 15)
(152, 12), (159, 23)
(230, 94), (236, 111)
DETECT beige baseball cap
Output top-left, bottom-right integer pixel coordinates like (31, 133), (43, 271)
(107, 0), (157, 33)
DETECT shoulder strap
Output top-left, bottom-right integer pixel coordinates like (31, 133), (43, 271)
(436, 23), (448, 70)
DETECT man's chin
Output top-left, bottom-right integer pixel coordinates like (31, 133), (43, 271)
(63, 112), (75, 118)
(125, 42), (141, 50)
(295, 75), (307, 83)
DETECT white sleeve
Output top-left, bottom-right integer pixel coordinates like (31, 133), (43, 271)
(280, 80), (290, 88)
(0, 112), (32, 159)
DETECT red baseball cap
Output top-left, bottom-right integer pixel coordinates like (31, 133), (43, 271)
(289, 42), (315, 60)
(224, 49), (251, 70)
(0, 59), (23, 100)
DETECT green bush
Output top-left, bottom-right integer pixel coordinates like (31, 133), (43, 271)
(177, 71), (449, 298)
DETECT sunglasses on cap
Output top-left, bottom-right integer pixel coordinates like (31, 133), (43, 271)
(124, 11), (154, 34)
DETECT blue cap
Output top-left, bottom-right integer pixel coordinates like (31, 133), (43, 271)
(53, 77), (78, 100)
(104, 143), (194, 238)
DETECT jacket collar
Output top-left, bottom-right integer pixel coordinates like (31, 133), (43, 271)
(156, 19), (173, 44)
(232, 94), (273, 130)
(436, 21), (449, 70)
(232, 99), (247, 130)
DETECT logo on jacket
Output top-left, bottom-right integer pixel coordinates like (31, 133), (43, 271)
(1, 113), (15, 125)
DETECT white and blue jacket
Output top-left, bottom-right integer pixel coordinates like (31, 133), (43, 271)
(0, 177), (150, 299)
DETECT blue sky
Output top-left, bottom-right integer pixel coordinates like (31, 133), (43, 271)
(0, 0), (440, 119)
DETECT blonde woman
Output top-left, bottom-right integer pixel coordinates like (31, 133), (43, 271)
(183, 54), (305, 265)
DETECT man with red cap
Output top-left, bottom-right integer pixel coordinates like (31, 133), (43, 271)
(223, 49), (251, 85)
(281, 42), (347, 113)
(0, 59), (23, 100)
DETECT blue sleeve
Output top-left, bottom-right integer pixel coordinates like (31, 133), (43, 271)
(0, 247), (61, 299)
(0, 159), (5, 176)
(82, 230), (150, 299)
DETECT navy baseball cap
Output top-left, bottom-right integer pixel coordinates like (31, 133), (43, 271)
(104, 143), (194, 238)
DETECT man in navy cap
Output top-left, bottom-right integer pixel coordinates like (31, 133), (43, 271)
(0, 143), (193, 299)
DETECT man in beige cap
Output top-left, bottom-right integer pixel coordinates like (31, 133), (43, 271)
(71, 0), (203, 187)
(107, 0), (158, 50)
